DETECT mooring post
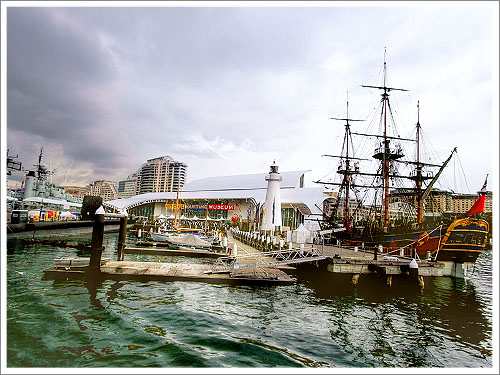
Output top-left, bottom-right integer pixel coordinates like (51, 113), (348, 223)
(409, 258), (423, 289)
(89, 206), (105, 271)
(117, 212), (128, 261)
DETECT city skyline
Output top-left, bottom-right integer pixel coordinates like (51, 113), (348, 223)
(3, 3), (498, 196)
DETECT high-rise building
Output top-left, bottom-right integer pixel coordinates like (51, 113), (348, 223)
(82, 180), (118, 201)
(452, 191), (492, 214)
(117, 174), (138, 199)
(136, 156), (187, 194)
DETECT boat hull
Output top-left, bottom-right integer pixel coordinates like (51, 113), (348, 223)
(332, 217), (489, 265)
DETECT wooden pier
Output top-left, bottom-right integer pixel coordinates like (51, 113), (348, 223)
(42, 258), (294, 285)
(41, 211), (462, 289)
(42, 209), (294, 286)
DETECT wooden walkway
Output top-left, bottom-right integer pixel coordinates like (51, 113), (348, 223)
(43, 259), (294, 286)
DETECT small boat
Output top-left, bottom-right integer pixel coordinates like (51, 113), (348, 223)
(150, 232), (173, 242)
(164, 233), (212, 250)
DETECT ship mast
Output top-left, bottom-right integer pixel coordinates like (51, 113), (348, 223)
(415, 101), (423, 224)
(329, 92), (364, 226)
(362, 50), (408, 229)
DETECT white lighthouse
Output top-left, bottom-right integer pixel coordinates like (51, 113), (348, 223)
(260, 161), (282, 232)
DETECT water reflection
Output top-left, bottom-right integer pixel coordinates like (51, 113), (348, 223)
(6, 235), (493, 368)
(291, 260), (492, 364)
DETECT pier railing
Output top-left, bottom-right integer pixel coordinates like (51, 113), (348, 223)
(210, 246), (325, 274)
(228, 224), (444, 264)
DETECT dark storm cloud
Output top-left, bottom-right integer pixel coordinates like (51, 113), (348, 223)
(64, 7), (319, 77)
(7, 7), (128, 175)
(7, 8), (115, 83)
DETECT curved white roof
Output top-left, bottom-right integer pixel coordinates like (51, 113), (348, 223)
(182, 170), (308, 191)
(103, 170), (326, 215)
(104, 186), (327, 215)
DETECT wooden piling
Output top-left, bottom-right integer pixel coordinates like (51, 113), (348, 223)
(88, 210), (105, 271)
(351, 274), (360, 285)
(418, 275), (425, 289)
(117, 216), (128, 261)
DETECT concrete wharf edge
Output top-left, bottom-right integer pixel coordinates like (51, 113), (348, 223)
(42, 260), (295, 286)
(326, 257), (445, 276)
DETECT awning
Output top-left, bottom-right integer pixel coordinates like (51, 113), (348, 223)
(292, 203), (312, 215)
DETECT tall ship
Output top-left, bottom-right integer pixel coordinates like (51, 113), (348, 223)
(317, 52), (490, 277)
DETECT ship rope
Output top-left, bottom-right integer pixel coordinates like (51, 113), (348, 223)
(384, 224), (443, 259)
(433, 227), (444, 261)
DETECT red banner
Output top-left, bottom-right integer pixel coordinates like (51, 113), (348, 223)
(465, 194), (486, 216)
(208, 204), (234, 210)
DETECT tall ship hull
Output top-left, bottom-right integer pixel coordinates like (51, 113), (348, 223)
(337, 217), (489, 264)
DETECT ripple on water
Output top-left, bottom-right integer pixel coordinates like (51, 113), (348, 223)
(6, 235), (493, 368)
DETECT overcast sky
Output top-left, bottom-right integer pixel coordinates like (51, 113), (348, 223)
(3, 3), (498, 194)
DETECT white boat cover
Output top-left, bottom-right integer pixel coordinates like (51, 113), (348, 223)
(167, 234), (212, 248)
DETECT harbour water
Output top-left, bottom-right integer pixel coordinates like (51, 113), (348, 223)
(6, 232), (493, 368)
